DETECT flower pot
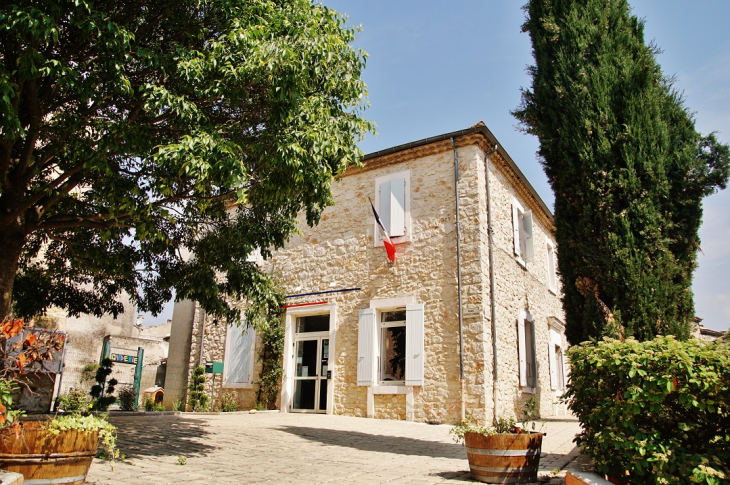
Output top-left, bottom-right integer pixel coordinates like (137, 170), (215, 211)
(464, 431), (543, 484)
(0, 421), (100, 485)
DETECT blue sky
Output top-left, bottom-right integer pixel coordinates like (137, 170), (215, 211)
(144, 1), (730, 332)
(320, 0), (730, 331)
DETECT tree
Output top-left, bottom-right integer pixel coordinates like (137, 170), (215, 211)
(0, 0), (373, 322)
(514, 0), (730, 344)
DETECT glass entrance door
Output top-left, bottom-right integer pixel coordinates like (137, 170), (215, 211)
(292, 337), (329, 412)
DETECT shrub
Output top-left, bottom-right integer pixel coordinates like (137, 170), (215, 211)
(117, 386), (137, 411)
(566, 336), (730, 484)
(187, 365), (209, 412)
(218, 391), (238, 412)
(89, 358), (117, 411)
(57, 388), (89, 413)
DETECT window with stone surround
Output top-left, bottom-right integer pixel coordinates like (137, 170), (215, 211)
(374, 170), (411, 245)
(517, 309), (537, 391)
(357, 300), (424, 387)
(222, 324), (255, 388)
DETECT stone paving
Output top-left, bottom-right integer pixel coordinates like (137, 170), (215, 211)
(86, 412), (593, 485)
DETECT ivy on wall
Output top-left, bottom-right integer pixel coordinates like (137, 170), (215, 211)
(241, 274), (285, 410)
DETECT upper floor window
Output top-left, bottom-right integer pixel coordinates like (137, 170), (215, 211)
(512, 198), (534, 264)
(546, 241), (557, 292)
(374, 170), (411, 244)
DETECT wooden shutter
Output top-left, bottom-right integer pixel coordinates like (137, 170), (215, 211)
(512, 204), (521, 257)
(517, 313), (527, 387)
(379, 180), (391, 236)
(549, 343), (557, 390)
(405, 303), (425, 386)
(390, 178), (406, 237)
(224, 325), (255, 384)
(357, 308), (377, 386)
(523, 210), (534, 263)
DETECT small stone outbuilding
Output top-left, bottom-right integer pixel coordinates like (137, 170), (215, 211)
(165, 123), (569, 424)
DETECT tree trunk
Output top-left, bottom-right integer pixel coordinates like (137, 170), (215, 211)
(0, 228), (26, 321)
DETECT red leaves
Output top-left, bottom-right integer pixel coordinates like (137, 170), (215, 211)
(1, 318), (24, 339)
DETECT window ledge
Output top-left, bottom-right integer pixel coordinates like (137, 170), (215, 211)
(548, 287), (557, 296)
(372, 385), (409, 395)
(521, 386), (537, 394)
(515, 255), (526, 268)
(222, 382), (253, 389)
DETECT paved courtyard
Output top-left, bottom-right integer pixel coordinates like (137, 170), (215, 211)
(86, 412), (591, 485)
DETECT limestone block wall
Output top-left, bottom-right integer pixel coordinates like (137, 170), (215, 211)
(478, 145), (567, 421)
(185, 306), (261, 411)
(265, 143), (488, 424)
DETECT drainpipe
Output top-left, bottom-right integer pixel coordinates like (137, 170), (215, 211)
(451, 138), (466, 422)
(484, 145), (499, 424)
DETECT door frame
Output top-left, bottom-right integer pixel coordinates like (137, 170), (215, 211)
(281, 303), (337, 414)
(290, 334), (329, 413)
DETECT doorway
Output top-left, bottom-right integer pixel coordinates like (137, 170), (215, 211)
(291, 314), (330, 413)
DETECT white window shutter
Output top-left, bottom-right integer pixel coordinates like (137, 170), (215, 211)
(517, 315), (527, 387)
(405, 303), (425, 386)
(390, 178), (406, 237)
(549, 343), (557, 390)
(224, 325), (255, 384)
(512, 205), (521, 257)
(357, 308), (377, 386)
(523, 210), (534, 263)
(379, 180), (391, 236)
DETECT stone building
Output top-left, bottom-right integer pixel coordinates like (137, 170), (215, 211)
(164, 122), (568, 424)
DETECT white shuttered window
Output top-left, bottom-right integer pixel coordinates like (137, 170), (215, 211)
(512, 199), (534, 263)
(374, 171), (410, 244)
(405, 303), (425, 386)
(517, 310), (537, 389)
(357, 308), (377, 386)
(223, 324), (256, 387)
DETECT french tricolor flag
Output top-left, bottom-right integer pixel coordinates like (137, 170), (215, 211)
(370, 199), (396, 262)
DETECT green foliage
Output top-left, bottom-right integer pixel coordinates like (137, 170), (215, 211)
(0, 379), (23, 426)
(218, 391), (239, 412)
(450, 415), (523, 444)
(249, 282), (285, 410)
(80, 364), (99, 384)
(514, 0), (730, 344)
(172, 398), (183, 412)
(117, 386), (137, 411)
(566, 337), (730, 484)
(177, 456), (187, 466)
(89, 358), (117, 411)
(57, 388), (90, 413)
(48, 414), (118, 462)
(0, 0), (374, 322)
(187, 365), (209, 412)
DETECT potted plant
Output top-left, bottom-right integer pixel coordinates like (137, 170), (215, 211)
(0, 318), (117, 484)
(451, 399), (544, 484)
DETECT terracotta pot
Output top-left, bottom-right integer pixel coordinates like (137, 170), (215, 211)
(0, 421), (100, 485)
(464, 431), (543, 484)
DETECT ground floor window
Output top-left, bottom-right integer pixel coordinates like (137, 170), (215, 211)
(518, 310), (537, 390)
(223, 324), (255, 388)
(380, 310), (406, 383)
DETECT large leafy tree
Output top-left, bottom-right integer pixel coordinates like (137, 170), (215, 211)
(0, 0), (373, 321)
(514, 0), (730, 343)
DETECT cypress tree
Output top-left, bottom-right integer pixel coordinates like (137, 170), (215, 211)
(514, 0), (730, 344)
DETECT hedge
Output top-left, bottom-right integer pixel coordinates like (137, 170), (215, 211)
(566, 336), (730, 485)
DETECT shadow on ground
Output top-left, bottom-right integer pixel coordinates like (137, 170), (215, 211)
(278, 425), (466, 459)
(106, 416), (212, 459)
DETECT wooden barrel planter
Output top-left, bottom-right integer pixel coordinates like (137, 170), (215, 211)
(0, 421), (100, 485)
(464, 431), (543, 484)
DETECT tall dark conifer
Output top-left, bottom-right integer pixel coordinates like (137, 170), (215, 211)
(514, 0), (730, 343)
